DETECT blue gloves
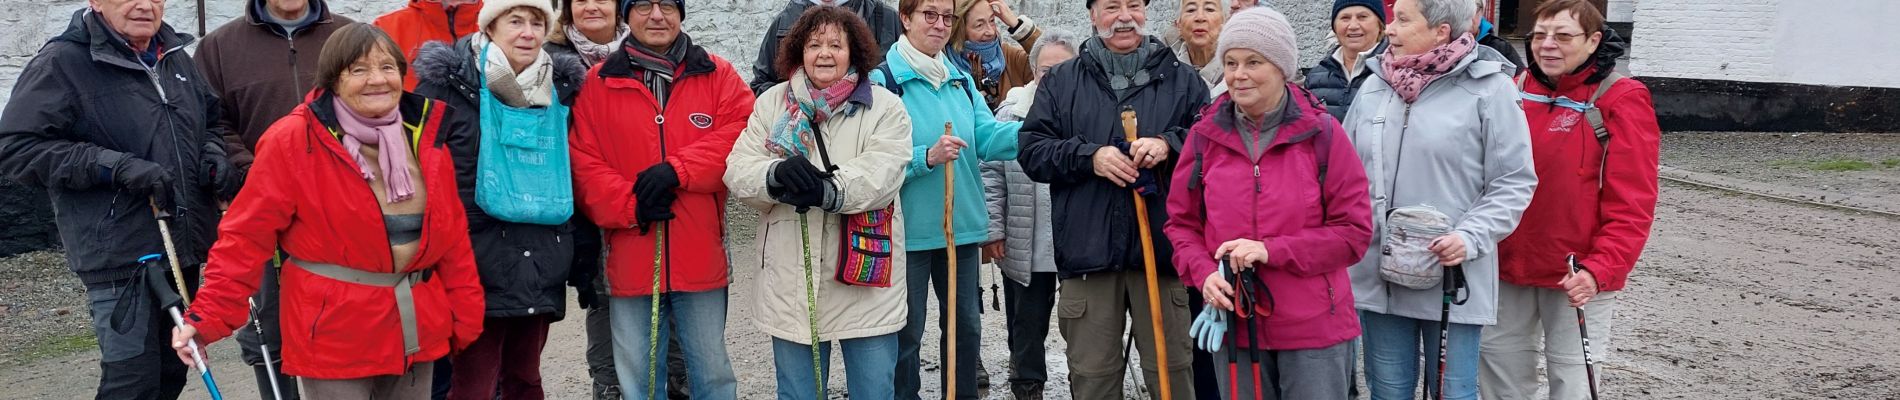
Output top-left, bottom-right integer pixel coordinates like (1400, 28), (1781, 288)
(1189, 303), (1227, 352)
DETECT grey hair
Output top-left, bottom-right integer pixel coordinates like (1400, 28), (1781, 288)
(1030, 28), (1083, 63)
(1419, 0), (1477, 38)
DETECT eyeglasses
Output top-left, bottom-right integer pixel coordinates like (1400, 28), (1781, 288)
(1531, 31), (1587, 43)
(627, 0), (680, 17)
(916, 10), (960, 26)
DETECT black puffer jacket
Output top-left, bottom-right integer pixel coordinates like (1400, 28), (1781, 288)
(1525, 23), (1628, 89)
(1301, 41), (1387, 121)
(1018, 38), (1211, 279)
(0, 10), (227, 285)
(748, 0), (902, 95)
(412, 38), (589, 319)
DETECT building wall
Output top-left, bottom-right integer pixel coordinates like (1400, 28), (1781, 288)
(1607, 0), (1633, 23)
(1631, 0), (1900, 89)
(0, 0), (1338, 109)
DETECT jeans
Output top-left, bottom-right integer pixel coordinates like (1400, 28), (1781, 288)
(1480, 284), (1620, 400)
(85, 273), (193, 400)
(1361, 310), (1483, 400)
(609, 289), (739, 400)
(1003, 271), (1057, 386)
(896, 244), (983, 400)
(772, 334), (901, 400)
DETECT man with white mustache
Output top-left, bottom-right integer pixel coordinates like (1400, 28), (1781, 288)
(1017, 0), (1208, 398)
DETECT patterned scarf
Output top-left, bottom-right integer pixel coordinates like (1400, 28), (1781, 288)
(331, 97), (415, 203)
(1380, 34), (1476, 103)
(626, 34), (693, 108)
(768, 69), (860, 158)
(565, 23), (629, 65)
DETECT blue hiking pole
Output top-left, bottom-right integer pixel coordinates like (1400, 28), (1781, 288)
(140, 255), (224, 400)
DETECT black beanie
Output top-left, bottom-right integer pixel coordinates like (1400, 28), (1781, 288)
(620, 0), (686, 20)
(1331, 0), (1386, 26)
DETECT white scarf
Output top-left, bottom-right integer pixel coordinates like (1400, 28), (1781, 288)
(565, 24), (629, 66)
(475, 34), (554, 107)
(895, 35), (950, 89)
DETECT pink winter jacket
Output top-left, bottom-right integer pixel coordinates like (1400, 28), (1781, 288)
(1164, 85), (1373, 351)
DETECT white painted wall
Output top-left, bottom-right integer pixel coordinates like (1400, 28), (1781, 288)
(0, 0), (1340, 109)
(1607, 0), (1633, 23)
(1631, 0), (1900, 88)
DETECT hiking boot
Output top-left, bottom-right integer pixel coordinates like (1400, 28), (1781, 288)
(596, 384), (623, 400)
(1010, 382), (1044, 400)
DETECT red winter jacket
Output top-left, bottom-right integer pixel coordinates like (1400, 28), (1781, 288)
(569, 44), (755, 297)
(186, 91), (485, 379)
(374, 0), (481, 91)
(1164, 86), (1373, 351)
(1498, 66), (1660, 292)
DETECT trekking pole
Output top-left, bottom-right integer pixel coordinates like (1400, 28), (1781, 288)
(1432, 264), (1464, 400)
(151, 198), (192, 304)
(940, 122), (960, 400)
(1568, 254), (1601, 400)
(647, 223), (667, 400)
(248, 298), (285, 400)
(1122, 106), (1174, 400)
(141, 255), (223, 400)
(1221, 260), (1240, 400)
(1240, 270), (1265, 400)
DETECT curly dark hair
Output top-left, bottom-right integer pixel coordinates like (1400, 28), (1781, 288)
(773, 6), (884, 81)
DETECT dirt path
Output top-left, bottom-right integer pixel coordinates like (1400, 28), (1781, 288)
(6, 182), (1900, 399)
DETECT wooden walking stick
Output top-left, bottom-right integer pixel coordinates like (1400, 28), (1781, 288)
(1122, 106), (1174, 400)
(940, 122), (960, 400)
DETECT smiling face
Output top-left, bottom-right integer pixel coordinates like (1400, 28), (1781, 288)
(1222, 48), (1286, 115)
(1175, 0), (1223, 50)
(1090, 0), (1149, 53)
(90, 0), (164, 49)
(486, 7), (548, 72)
(1387, 0), (1451, 57)
(962, 2), (998, 44)
(1333, 6), (1382, 54)
(901, 0), (956, 56)
(1530, 10), (1601, 78)
(336, 46), (404, 119)
(627, 0), (682, 50)
(1033, 44), (1075, 82)
(803, 24), (852, 89)
(569, 0), (619, 41)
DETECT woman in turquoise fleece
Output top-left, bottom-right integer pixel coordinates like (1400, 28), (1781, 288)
(874, 0), (1020, 397)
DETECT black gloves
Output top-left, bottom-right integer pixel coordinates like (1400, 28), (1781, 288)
(113, 157), (177, 217)
(772, 155), (826, 194)
(633, 162), (681, 233)
(204, 156), (244, 201)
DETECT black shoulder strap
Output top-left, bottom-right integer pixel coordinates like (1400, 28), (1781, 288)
(876, 64), (902, 97)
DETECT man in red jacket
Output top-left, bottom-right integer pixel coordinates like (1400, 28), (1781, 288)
(1483, 1), (1660, 399)
(567, 0), (756, 398)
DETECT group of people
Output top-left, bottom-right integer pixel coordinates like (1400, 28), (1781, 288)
(0, 0), (1661, 399)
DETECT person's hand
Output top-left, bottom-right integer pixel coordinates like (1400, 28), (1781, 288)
(1201, 271), (1235, 312)
(1560, 267), (1599, 307)
(981, 241), (1006, 264)
(773, 155), (827, 193)
(203, 156), (243, 201)
(1092, 146), (1138, 187)
(926, 135), (968, 167)
(1127, 137), (1170, 168)
(633, 162), (681, 206)
(1215, 239), (1269, 270)
(777, 183), (826, 210)
(1429, 234), (1467, 266)
(170, 325), (202, 368)
(988, 0), (1021, 29)
(634, 194), (675, 234)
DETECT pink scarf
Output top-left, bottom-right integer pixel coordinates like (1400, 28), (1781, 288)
(1380, 34), (1477, 104)
(331, 98), (416, 203)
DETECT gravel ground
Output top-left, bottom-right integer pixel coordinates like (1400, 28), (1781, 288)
(1661, 131), (1900, 211)
(0, 251), (89, 367)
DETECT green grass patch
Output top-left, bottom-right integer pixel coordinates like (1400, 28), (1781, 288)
(10, 333), (95, 365)
(1882, 158), (1900, 168)
(1811, 159), (1876, 172)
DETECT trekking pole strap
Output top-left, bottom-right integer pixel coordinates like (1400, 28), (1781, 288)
(290, 258), (429, 355)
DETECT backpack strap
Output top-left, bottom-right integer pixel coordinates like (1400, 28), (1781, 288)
(1584, 72), (1623, 189)
(875, 64), (903, 97)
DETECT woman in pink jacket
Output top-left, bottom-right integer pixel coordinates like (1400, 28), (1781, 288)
(1163, 7), (1374, 399)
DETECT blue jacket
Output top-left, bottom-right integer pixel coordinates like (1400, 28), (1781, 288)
(873, 48), (1021, 251)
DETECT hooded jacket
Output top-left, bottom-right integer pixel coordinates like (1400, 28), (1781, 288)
(1017, 37), (1210, 278)
(374, 0), (483, 91)
(872, 44), (1022, 251)
(196, 0), (355, 168)
(413, 38), (589, 319)
(0, 9), (228, 285)
(1499, 26), (1658, 293)
(749, 0), (903, 95)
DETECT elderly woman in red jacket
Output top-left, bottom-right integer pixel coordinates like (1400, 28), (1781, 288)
(170, 23), (485, 398)
(1164, 8), (1373, 400)
(1482, 0), (1661, 398)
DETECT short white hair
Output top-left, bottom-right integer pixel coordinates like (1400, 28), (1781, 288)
(1030, 29), (1082, 63)
(1419, 0), (1477, 38)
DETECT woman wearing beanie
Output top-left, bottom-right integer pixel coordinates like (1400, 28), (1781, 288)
(1166, 0), (1227, 96)
(1340, 0), (1536, 398)
(1166, 7), (1373, 400)
(1302, 0), (1387, 120)
(410, 0), (589, 398)
(949, 0), (1042, 110)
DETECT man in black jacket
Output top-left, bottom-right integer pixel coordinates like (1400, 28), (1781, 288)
(747, 0), (902, 94)
(1016, 0), (1208, 398)
(0, 2), (235, 399)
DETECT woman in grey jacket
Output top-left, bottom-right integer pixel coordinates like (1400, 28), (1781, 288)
(1340, 0), (1537, 399)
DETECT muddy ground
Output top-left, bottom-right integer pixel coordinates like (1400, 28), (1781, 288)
(2, 132), (1898, 399)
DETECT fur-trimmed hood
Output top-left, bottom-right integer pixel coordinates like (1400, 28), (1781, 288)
(411, 37), (588, 105)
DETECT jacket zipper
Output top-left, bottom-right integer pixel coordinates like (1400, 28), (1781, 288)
(286, 33), (302, 94)
(655, 94), (671, 293)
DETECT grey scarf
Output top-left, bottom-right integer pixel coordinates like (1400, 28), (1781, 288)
(1085, 37), (1157, 100)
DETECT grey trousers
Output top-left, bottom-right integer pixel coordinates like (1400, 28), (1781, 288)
(1211, 340), (1353, 400)
(1058, 269), (1195, 400)
(299, 362), (434, 399)
(1479, 283), (1619, 400)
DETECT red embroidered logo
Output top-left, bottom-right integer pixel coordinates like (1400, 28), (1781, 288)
(690, 113), (713, 129)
